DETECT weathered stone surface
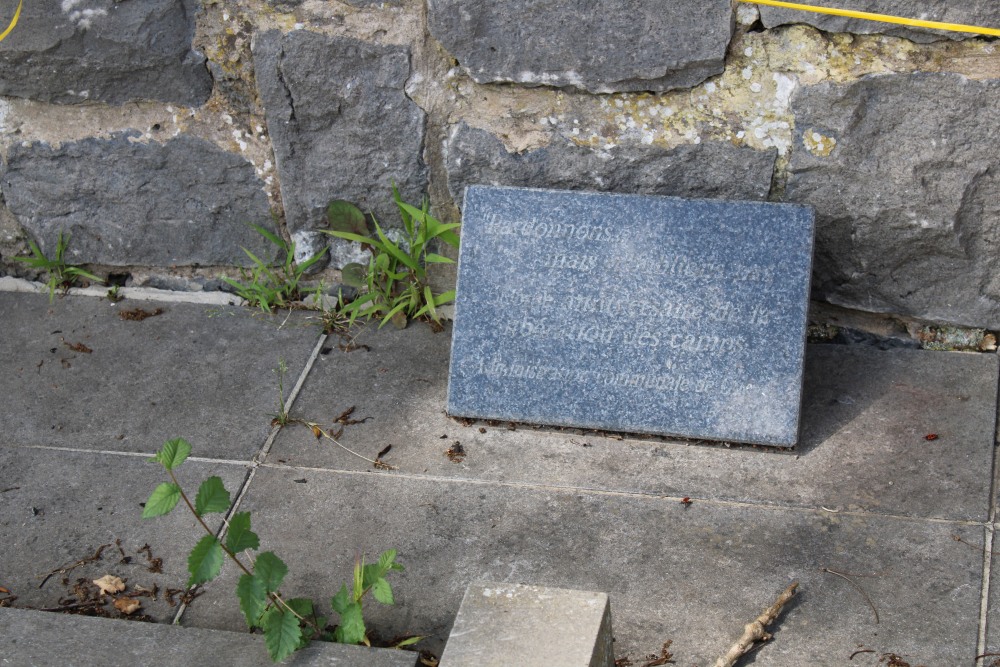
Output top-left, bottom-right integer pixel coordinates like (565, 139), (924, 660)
(253, 30), (427, 254)
(0, 133), (274, 267)
(427, 0), (734, 93)
(0, 0), (211, 105)
(785, 72), (1000, 329)
(448, 185), (814, 446)
(440, 583), (614, 667)
(446, 124), (776, 205)
(0, 607), (419, 666)
(759, 1), (1000, 42)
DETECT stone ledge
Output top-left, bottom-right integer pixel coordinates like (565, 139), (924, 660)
(0, 607), (418, 666)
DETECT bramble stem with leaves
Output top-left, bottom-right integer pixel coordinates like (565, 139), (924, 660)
(143, 438), (414, 662)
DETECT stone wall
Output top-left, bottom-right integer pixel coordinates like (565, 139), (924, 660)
(1, 1), (999, 329)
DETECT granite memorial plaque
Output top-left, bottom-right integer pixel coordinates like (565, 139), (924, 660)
(447, 185), (815, 447)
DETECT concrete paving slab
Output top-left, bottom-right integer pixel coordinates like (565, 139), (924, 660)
(182, 466), (983, 665)
(0, 446), (247, 622)
(272, 325), (998, 521)
(0, 292), (321, 459)
(0, 607), (419, 666)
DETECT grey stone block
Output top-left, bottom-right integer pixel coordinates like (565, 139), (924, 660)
(0, 133), (274, 267)
(427, 0), (734, 93)
(270, 327), (998, 522)
(0, 0), (211, 105)
(0, 607), (418, 666)
(0, 292), (320, 460)
(445, 123), (776, 206)
(182, 466), (984, 664)
(785, 72), (1000, 329)
(440, 583), (613, 667)
(253, 30), (427, 256)
(448, 185), (814, 446)
(759, 1), (1000, 42)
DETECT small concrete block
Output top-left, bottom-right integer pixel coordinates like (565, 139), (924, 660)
(448, 185), (815, 446)
(440, 583), (613, 667)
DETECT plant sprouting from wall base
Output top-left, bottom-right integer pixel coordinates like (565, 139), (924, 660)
(323, 187), (459, 329)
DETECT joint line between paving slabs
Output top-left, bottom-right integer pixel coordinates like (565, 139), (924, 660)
(255, 463), (988, 527)
(170, 332), (329, 626)
(975, 384), (1000, 664)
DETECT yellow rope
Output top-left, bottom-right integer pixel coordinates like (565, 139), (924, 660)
(0, 0), (21, 43)
(739, 0), (1000, 37)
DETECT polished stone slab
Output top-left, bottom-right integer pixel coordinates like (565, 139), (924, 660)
(272, 326), (998, 522)
(447, 185), (814, 446)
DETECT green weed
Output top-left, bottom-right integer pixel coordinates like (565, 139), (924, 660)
(12, 231), (103, 303)
(143, 438), (415, 662)
(222, 225), (327, 313)
(323, 188), (459, 329)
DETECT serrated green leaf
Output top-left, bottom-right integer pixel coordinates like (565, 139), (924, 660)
(194, 476), (231, 516)
(334, 601), (366, 645)
(372, 577), (394, 605)
(255, 552), (288, 594)
(377, 549), (396, 572)
(284, 597), (314, 624)
(341, 262), (367, 288)
(326, 200), (369, 236)
(236, 572), (268, 628)
(262, 607), (302, 663)
(187, 535), (224, 586)
(330, 584), (350, 615)
(389, 562), (405, 571)
(141, 482), (181, 518)
(226, 512), (260, 553)
(151, 438), (192, 471)
(361, 563), (380, 591)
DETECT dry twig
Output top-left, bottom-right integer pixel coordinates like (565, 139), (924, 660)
(713, 582), (798, 667)
(822, 567), (879, 624)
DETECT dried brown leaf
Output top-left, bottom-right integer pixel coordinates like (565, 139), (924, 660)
(92, 575), (125, 595)
(113, 597), (141, 615)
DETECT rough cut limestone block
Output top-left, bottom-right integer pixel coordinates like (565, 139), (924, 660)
(439, 583), (614, 667)
(446, 123), (777, 207)
(0, 0), (211, 105)
(427, 0), (734, 93)
(759, 1), (1000, 42)
(0, 133), (275, 267)
(253, 30), (427, 261)
(785, 72), (1000, 329)
(448, 185), (814, 447)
